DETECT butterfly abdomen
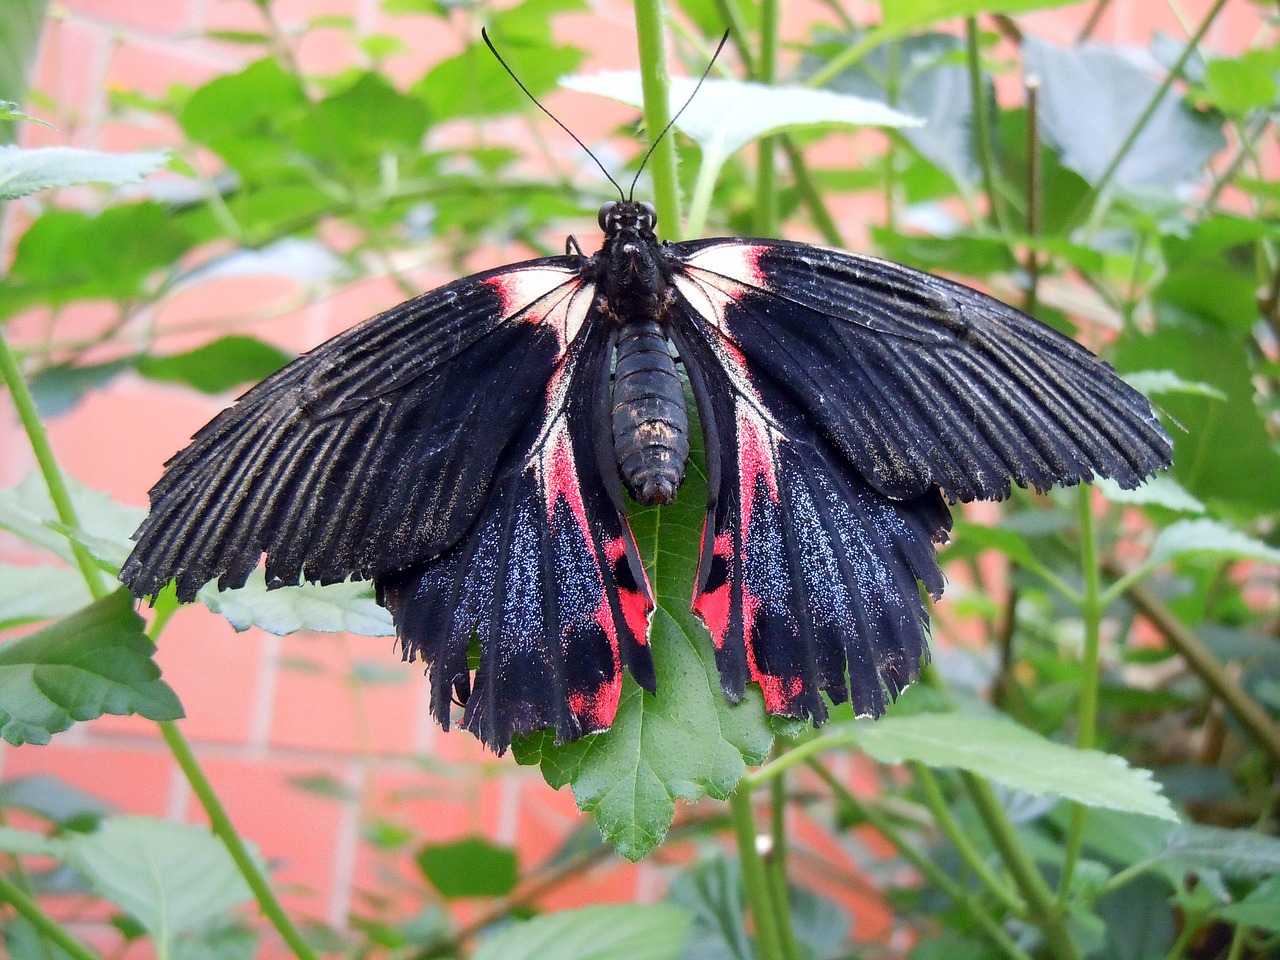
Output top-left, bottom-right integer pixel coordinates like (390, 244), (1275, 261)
(611, 317), (689, 506)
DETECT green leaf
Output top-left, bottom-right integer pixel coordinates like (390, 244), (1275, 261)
(514, 405), (773, 861)
(0, 774), (113, 824)
(1024, 37), (1226, 193)
(1156, 216), (1269, 332)
(877, 0), (1077, 31)
(0, 473), (144, 568)
(870, 228), (1017, 275)
(0, 590), (183, 745)
(1114, 322), (1280, 514)
(135, 336), (291, 395)
(0, 565), (94, 628)
(1147, 520), (1280, 568)
(60, 816), (255, 954)
(292, 72), (429, 172)
(844, 713), (1178, 820)
(179, 58), (309, 177)
(469, 904), (692, 960)
(288, 772), (357, 801)
(416, 837), (518, 898)
(1156, 824), (1280, 878)
(1200, 50), (1280, 116)
(199, 571), (395, 636)
(0, 203), (193, 317)
(30, 358), (139, 417)
(813, 31), (980, 188)
(1094, 476), (1204, 514)
(0, 0), (48, 145)
(1217, 875), (1280, 932)
(0, 145), (169, 200)
(0, 100), (52, 127)
(414, 0), (585, 121)
(1122, 370), (1226, 401)
(563, 72), (920, 160)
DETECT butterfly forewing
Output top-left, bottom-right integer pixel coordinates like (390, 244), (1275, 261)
(670, 238), (1172, 504)
(121, 255), (588, 602)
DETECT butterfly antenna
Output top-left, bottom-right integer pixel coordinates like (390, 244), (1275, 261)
(481, 28), (626, 200)
(629, 30), (731, 200)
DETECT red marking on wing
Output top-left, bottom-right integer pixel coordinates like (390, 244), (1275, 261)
(692, 532), (735, 649)
(568, 669), (623, 733)
(737, 410), (780, 529)
(603, 536), (627, 566)
(619, 587), (652, 646)
(544, 428), (589, 531)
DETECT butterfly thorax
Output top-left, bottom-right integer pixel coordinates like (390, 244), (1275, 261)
(593, 200), (690, 506)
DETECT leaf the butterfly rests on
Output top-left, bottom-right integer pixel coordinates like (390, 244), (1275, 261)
(121, 201), (1172, 754)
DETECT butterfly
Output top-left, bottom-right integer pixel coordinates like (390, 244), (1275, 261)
(120, 190), (1173, 753)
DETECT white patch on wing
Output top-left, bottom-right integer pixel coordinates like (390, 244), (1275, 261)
(484, 266), (580, 320)
(539, 280), (597, 350)
(672, 272), (743, 333)
(682, 243), (768, 288)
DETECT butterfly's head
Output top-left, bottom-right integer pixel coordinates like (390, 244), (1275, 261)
(598, 200), (657, 241)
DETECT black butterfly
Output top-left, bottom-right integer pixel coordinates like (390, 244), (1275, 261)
(120, 191), (1172, 753)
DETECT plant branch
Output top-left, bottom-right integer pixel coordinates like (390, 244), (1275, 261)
(729, 784), (788, 960)
(158, 721), (320, 960)
(0, 872), (103, 960)
(0, 330), (109, 599)
(963, 772), (1081, 960)
(633, 0), (681, 237)
(808, 761), (1036, 960)
(966, 17), (1007, 238)
(1059, 485), (1103, 902)
(754, 0), (780, 237)
(910, 763), (1025, 916)
(1077, 0), (1230, 232)
(1105, 568), (1280, 768)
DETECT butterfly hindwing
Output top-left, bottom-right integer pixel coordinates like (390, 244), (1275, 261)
(670, 238), (1172, 504)
(379, 320), (655, 753)
(121, 256), (594, 602)
(670, 298), (952, 723)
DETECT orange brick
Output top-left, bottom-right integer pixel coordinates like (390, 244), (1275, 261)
(0, 740), (174, 815)
(185, 753), (352, 920)
(268, 631), (423, 756)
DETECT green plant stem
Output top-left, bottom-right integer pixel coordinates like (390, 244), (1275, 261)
(962, 772), (1081, 960)
(729, 784), (787, 960)
(747, 733), (860, 787)
(805, 29), (886, 89)
(807, 761), (1036, 960)
(782, 139), (843, 245)
(966, 17), (1006, 238)
(1059, 485), (1103, 902)
(633, 0), (681, 238)
(1023, 75), (1042, 315)
(0, 872), (103, 960)
(883, 37), (901, 234)
(158, 721), (320, 960)
(765, 770), (800, 960)
(910, 763), (1025, 915)
(711, 0), (757, 76)
(754, 0), (779, 237)
(0, 330), (109, 600)
(1077, 0), (1229, 233)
